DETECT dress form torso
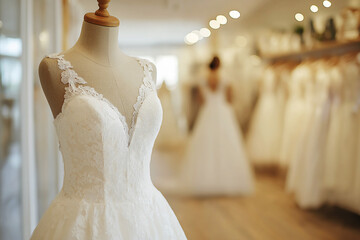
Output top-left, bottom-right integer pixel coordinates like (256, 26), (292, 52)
(39, 21), (156, 126)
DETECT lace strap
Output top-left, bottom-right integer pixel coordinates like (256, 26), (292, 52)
(136, 59), (155, 84)
(47, 53), (87, 97)
(128, 58), (157, 142)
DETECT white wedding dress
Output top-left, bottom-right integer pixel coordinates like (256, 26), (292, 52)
(287, 64), (331, 208)
(30, 54), (187, 240)
(180, 84), (254, 196)
(246, 68), (284, 165)
(280, 66), (306, 168)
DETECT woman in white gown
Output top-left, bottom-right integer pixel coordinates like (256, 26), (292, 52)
(181, 56), (254, 196)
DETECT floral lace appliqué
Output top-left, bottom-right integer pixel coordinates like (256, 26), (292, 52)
(129, 58), (156, 143)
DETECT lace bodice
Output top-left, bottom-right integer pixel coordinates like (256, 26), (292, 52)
(201, 81), (229, 105)
(47, 53), (162, 202)
(31, 53), (186, 240)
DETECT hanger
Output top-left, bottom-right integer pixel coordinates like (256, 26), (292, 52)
(84, 0), (120, 27)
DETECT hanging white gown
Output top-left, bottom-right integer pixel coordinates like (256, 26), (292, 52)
(246, 68), (283, 164)
(286, 65), (313, 192)
(335, 59), (360, 193)
(289, 64), (331, 208)
(275, 66), (288, 167)
(280, 66), (306, 168)
(330, 58), (360, 213)
(323, 66), (343, 196)
(180, 84), (254, 196)
(30, 54), (186, 240)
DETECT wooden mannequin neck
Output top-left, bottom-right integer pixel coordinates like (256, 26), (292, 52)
(73, 21), (122, 66)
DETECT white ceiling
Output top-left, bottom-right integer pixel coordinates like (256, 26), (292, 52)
(78, 0), (268, 21)
(77, 0), (270, 46)
(76, 0), (350, 47)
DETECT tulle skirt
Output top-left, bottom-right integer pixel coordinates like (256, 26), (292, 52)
(180, 100), (254, 196)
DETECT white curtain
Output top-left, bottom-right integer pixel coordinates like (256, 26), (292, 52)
(31, 0), (62, 237)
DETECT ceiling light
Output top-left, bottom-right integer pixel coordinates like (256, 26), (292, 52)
(216, 15), (227, 24)
(209, 20), (220, 29)
(184, 38), (190, 45)
(310, 5), (318, 13)
(192, 30), (203, 40)
(200, 28), (211, 37)
(184, 36), (193, 45)
(323, 0), (331, 8)
(185, 32), (199, 45)
(229, 10), (240, 19)
(295, 13), (304, 22)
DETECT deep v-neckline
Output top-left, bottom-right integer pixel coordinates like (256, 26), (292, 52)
(49, 53), (156, 146)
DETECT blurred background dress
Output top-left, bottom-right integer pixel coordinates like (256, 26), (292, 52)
(180, 79), (254, 196)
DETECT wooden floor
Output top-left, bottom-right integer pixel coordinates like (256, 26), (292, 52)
(166, 174), (360, 240)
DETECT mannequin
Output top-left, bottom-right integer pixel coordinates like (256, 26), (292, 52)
(32, 3), (188, 239)
(39, 0), (156, 127)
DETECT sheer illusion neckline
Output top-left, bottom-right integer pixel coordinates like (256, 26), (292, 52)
(47, 53), (156, 146)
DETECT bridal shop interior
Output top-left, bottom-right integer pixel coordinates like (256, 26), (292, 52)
(1, 0), (360, 239)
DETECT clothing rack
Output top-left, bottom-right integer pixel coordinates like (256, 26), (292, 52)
(262, 38), (360, 62)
